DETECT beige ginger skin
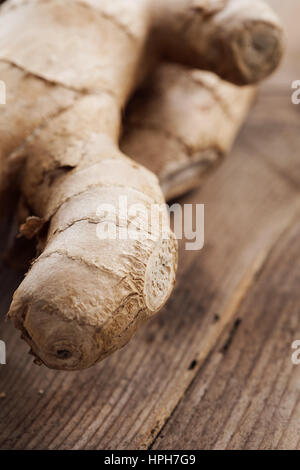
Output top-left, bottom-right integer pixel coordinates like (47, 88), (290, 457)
(122, 65), (256, 200)
(0, 0), (283, 369)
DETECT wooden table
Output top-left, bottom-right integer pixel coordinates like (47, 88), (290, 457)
(0, 1), (299, 450)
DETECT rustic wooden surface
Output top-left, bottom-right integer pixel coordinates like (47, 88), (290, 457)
(0, 1), (299, 450)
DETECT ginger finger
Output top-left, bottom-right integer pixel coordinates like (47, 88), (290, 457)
(122, 64), (256, 200)
(152, 0), (284, 85)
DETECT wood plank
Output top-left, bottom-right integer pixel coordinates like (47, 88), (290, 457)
(153, 217), (300, 450)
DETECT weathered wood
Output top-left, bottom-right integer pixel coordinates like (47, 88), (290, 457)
(153, 218), (300, 450)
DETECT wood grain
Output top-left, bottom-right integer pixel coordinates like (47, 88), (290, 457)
(0, 0), (299, 450)
(153, 218), (300, 450)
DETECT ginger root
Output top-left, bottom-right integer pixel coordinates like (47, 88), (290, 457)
(0, 0), (283, 370)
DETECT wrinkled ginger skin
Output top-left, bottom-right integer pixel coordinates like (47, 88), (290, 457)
(0, 0), (283, 369)
(9, 94), (178, 370)
(152, 0), (284, 85)
(121, 65), (256, 200)
(2, 0), (176, 370)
